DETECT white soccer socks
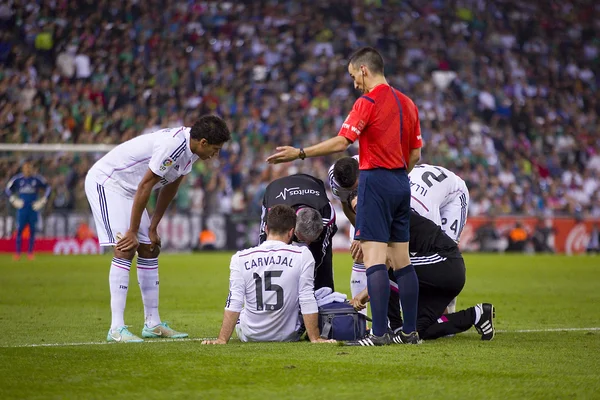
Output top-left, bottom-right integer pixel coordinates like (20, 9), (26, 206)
(109, 258), (132, 329)
(137, 257), (161, 327)
(474, 303), (483, 325)
(448, 297), (457, 314)
(351, 262), (368, 317)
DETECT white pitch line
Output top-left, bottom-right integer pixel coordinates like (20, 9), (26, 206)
(497, 327), (600, 333)
(2, 328), (599, 349)
(3, 337), (215, 348)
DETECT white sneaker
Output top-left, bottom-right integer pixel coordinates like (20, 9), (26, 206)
(107, 326), (144, 343)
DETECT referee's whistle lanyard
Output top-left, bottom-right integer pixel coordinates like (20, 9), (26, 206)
(389, 86), (408, 169)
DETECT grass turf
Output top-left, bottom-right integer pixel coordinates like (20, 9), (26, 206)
(0, 253), (599, 399)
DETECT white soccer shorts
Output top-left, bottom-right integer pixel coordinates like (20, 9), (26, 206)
(85, 174), (151, 246)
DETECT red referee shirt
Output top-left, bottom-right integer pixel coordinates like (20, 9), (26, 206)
(338, 84), (422, 170)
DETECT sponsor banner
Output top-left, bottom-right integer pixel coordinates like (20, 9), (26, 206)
(459, 216), (600, 255)
(0, 238), (101, 255)
(0, 213), (597, 254)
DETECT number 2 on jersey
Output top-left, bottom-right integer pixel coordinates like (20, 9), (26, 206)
(421, 167), (448, 187)
(253, 271), (284, 311)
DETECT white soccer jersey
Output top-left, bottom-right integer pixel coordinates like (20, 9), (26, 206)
(328, 155), (360, 202)
(226, 240), (318, 342)
(88, 127), (198, 199)
(329, 156), (469, 242)
(408, 164), (469, 241)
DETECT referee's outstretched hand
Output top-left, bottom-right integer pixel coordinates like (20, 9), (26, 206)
(266, 146), (299, 164)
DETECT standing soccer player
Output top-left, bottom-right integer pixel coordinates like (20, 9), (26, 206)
(5, 161), (51, 260)
(267, 47), (422, 345)
(85, 115), (230, 343)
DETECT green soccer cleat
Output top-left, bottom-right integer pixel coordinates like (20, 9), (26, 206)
(107, 326), (144, 343)
(142, 322), (188, 339)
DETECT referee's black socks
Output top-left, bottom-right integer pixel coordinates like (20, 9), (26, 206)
(393, 265), (419, 334)
(366, 264), (390, 337)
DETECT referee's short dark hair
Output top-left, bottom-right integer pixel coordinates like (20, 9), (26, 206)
(348, 47), (384, 75)
(267, 205), (297, 236)
(190, 115), (231, 145)
(333, 157), (359, 189)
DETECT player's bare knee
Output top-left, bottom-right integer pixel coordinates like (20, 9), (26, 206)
(391, 257), (411, 270)
(387, 244), (411, 269)
(137, 243), (160, 258)
(113, 247), (136, 260)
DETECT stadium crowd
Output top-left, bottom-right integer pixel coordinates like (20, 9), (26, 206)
(1, 0), (599, 218)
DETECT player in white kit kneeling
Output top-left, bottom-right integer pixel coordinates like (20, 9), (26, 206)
(202, 205), (335, 344)
(85, 115), (231, 342)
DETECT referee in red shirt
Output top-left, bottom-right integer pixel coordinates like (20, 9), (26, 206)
(268, 47), (422, 345)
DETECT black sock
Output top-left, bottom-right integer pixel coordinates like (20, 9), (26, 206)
(393, 265), (419, 333)
(419, 307), (475, 340)
(366, 264), (390, 337)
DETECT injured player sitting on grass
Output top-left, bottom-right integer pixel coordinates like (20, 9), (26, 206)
(347, 194), (496, 343)
(202, 205), (336, 344)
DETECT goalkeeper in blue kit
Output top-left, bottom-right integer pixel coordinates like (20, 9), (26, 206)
(5, 161), (51, 260)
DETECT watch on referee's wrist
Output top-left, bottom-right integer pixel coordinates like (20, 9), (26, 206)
(298, 148), (306, 160)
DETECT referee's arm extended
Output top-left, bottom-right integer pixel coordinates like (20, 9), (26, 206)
(266, 136), (351, 164)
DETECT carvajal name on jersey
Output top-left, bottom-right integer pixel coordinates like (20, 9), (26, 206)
(244, 255), (294, 270)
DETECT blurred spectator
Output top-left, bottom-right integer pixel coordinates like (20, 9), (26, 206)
(531, 218), (555, 253)
(587, 224), (600, 254)
(199, 228), (217, 251)
(474, 219), (503, 253)
(76, 222), (96, 241)
(507, 222), (529, 253)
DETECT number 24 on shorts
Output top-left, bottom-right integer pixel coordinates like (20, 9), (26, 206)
(441, 217), (459, 234)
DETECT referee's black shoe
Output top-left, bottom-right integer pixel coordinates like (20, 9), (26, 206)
(345, 332), (391, 346)
(474, 303), (495, 341)
(391, 330), (422, 345)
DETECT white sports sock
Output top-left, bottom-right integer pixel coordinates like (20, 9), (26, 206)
(474, 304), (483, 325)
(137, 257), (160, 327)
(351, 262), (368, 317)
(109, 257), (132, 330)
(447, 297), (457, 314)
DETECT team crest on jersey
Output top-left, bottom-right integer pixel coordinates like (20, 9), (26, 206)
(357, 120), (366, 131)
(160, 158), (174, 171)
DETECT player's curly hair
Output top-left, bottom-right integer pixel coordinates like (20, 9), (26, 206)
(190, 115), (231, 145)
(348, 47), (384, 75)
(333, 157), (359, 189)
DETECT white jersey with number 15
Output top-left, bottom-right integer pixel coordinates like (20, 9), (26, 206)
(225, 240), (318, 342)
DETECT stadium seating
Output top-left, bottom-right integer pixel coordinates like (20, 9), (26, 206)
(0, 0), (598, 219)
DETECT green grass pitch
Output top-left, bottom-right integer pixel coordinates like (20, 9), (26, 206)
(1, 253), (599, 399)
